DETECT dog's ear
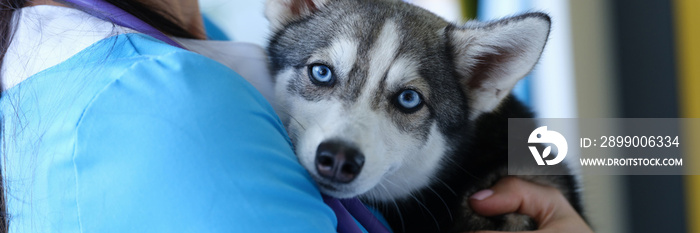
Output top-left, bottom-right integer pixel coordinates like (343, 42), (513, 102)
(448, 13), (550, 119)
(265, 0), (331, 31)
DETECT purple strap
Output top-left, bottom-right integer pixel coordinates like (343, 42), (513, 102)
(60, 0), (184, 49)
(340, 198), (391, 233)
(323, 195), (363, 233)
(323, 194), (391, 233)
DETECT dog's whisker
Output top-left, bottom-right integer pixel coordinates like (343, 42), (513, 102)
(425, 185), (453, 221)
(435, 178), (458, 197)
(407, 193), (441, 232)
(443, 156), (480, 180)
(380, 183), (406, 233)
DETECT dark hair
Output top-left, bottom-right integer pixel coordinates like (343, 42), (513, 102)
(0, 1), (198, 232)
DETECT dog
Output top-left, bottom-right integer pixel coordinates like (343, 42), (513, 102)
(264, 0), (583, 232)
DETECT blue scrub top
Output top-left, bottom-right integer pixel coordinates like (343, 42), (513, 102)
(0, 33), (343, 232)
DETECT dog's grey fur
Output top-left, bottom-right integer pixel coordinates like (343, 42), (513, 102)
(265, 0), (583, 232)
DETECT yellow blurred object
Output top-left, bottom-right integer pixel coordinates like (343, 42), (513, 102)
(461, 0), (478, 20)
(675, 0), (700, 232)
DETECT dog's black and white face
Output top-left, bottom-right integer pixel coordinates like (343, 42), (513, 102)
(266, 0), (550, 201)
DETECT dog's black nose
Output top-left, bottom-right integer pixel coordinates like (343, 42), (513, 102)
(315, 140), (365, 183)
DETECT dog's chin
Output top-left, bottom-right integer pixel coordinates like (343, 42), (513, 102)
(315, 180), (362, 199)
(313, 177), (375, 199)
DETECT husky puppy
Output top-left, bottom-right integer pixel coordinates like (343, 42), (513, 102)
(264, 0), (583, 232)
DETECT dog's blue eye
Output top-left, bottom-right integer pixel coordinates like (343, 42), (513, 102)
(395, 89), (423, 113)
(309, 64), (334, 86)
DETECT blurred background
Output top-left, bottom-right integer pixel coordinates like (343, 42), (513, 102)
(198, 0), (700, 232)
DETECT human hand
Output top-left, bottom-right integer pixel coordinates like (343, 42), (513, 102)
(467, 177), (592, 233)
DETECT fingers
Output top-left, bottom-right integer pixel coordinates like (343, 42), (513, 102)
(471, 231), (534, 233)
(470, 220), (587, 233)
(468, 177), (578, 229)
(470, 221), (586, 233)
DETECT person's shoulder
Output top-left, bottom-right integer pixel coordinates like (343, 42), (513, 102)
(69, 33), (290, 157)
(83, 33), (283, 137)
(100, 33), (273, 114)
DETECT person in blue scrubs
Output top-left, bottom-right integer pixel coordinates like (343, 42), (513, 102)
(0, 0), (591, 232)
(0, 0), (342, 232)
